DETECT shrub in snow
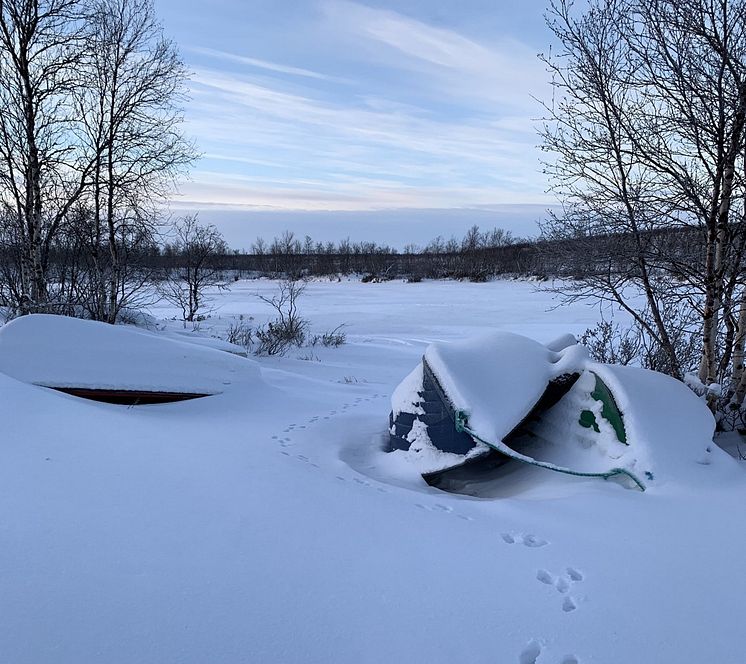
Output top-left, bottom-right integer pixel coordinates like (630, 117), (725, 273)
(159, 216), (229, 325)
(254, 279), (309, 356)
(580, 321), (639, 366)
(255, 318), (308, 356)
(225, 320), (254, 350)
(310, 325), (346, 348)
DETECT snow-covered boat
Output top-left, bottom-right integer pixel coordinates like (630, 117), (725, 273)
(388, 331), (646, 490)
(0, 314), (261, 404)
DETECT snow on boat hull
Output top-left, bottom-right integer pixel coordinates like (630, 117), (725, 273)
(0, 314), (263, 402)
(388, 332), (587, 481)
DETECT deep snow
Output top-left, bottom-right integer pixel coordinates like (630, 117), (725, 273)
(1, 278), (745, 664)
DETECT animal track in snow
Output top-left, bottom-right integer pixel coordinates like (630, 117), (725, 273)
(536, 569), (553, 585)
(270, 392), (397, 492)
(502, 532), (548, 548)
(566, 567), (583, 582)
(414, 502), (473, 521)
(536, 567), (584, 602)
(518, 640), (542, 664)
(333, 472), (390, 494)
(562, 596), (578, 612)
(560, 656), (579, 664)
(523, 534), (548, 548)
(275, 391), (387, 442)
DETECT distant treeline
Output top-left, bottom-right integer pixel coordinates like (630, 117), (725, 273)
(158, 226), (544, 281)
(152, 223), (707, 283)
(3, 223), (709, 314)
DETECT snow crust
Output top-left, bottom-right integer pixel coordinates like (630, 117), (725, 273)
(0, 314), (261, 394)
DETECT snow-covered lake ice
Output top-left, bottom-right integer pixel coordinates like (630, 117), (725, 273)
(1, 278), (744, 664)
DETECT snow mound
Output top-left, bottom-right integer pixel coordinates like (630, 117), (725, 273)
(592, 364), (738, 487)
(424, 330), (587, 444)
(531, 362), (738, 488)
(161, 329), (249, 356)
(0, 314), (262, 395)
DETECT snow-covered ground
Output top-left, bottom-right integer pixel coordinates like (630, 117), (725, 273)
(2, 278), (745, 664)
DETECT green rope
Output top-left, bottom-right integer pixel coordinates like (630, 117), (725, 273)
(454, 410), (646, 492)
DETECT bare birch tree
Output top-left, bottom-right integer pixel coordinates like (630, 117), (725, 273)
(541, 0), (746, 409)
(160, 215), (227, 324)
(76, 0), (195, 322)
(0, 0), (90, 312)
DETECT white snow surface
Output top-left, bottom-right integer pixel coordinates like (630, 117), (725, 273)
(1, 278), (745, 664)
(424, 331), (589, 444)
(0, 313), (260, 394)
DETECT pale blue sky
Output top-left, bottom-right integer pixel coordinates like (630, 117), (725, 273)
(156, 0), (556, 248)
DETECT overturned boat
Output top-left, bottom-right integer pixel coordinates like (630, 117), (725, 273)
(388, 331), (645, 491)
(0, 314), (262, 405)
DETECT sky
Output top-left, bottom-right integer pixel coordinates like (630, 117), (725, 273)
(156, 0), (557, 250)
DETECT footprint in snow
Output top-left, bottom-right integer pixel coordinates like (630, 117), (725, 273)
(555, 577), (570, 593)
(518, 640), (542, 664)
(536, 568), (584, 606)
(519, 640), (580, 663)
(332, 471), (389, 493)
(536, 569), (554, 585)
(562, 596), (578, 612)
(502, 532), (548, 548)
(414, 502), (473, 521)
(566, 567), (583, 582)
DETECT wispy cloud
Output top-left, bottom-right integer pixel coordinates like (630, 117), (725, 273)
(174, 1), (552, 214)
(187, 46), (346, 82)
(319, 0), (548, 111)
(322, 0), (502, 68)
